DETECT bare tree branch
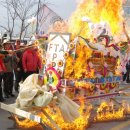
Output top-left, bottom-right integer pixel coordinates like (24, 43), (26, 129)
(0, 0), (38, 40)
(0, 25), (9, 32)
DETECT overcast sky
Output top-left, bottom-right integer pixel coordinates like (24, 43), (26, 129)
(0, 0), (128, 36)
(0, 0), (77, 22)
(0, 0), (77, 35)
(44, 0), (77, 19)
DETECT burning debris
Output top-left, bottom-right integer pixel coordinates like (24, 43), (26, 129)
(94, 102), (125, 122)
(1, 0), (130, 130)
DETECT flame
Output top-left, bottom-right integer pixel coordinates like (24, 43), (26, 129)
(15, 101), (130, 129)
(64, 43), (93, 79)
(14, 0), (126, 129)
(95, 102), (125, 122)
(69, 0), (123, 38)
(15, 103), (90, 130)
(14, 116), (39, 129)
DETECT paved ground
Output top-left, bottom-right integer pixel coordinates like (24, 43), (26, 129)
(88, 121), (130, 130)
(1, 83), (130, 130)
(0, 95), (17, 130)
(87, 83), (130, 130)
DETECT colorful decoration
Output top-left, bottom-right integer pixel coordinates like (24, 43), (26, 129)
(61, 76), (122, 86)
(109, 82), (118, 89)
(58, 60), (63, 67)
(64, 52), (69, 59)
(97, 35), (119, 51)
(42, 58), (46, 64)
(69, 42), (75, 50)
(100, 83), (107, 90)
(102, 63), (108, 77)
(44, 67), (61, 89)
(119, 42), (128, 54)
(79, 36), (98, 50)
(88, 84), (95, 92)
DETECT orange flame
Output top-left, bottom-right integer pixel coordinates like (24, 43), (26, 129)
(64, 44), (93, 79)
(15, 101), (128, 129)
(69, 0), (123, 38)
(95, 102), (125, 122)
(15, 104), (90, 130)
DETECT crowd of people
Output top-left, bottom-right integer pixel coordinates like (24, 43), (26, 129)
(0, 39), (42, 102)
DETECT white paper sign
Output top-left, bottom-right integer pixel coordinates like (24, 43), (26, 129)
(45, 32), (71, 76)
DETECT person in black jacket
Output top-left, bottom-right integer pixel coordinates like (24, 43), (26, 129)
(2, 41), (17, 98)
(126, 60), (130, 83)
(0, 44), (13, 101)
(14, 40), (25, 92)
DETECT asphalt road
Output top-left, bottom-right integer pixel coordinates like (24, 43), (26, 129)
(1, 84), (130, 130)
(0, 95), (17, 130)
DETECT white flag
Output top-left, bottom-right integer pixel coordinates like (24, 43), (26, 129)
(38, 4), (62, 35)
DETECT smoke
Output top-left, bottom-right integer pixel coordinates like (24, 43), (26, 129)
(75, 0), (84, 4)
(122, 0), (127, 4)
(75, 0), (127, 5)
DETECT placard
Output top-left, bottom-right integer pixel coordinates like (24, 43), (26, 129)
(44, 32), (71, 77)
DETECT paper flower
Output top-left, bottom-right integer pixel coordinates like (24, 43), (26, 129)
(64, 52), (69, 59)
(42, 58), (46, 64)
(58, 60), (63, 67)
(69, 42), (75, 50)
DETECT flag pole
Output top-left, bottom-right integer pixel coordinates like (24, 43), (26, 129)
(36, 0), (41, 34)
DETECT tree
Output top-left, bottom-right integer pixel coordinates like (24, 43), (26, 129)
(0, 0), (38, 40)
(0, 0), (58, 40)
(0, 0), (18, 40)
(9, 0), (38, 40)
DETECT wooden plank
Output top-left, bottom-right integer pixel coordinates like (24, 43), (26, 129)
(0, 103), (61, 130)
(0, 103), (42, 123)
(42, 109), (61, 130)
(73, 92), (119, 101)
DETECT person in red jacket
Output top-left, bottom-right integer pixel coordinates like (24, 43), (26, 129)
(22, 42), (42, 80)
(0, 44), (7, 102)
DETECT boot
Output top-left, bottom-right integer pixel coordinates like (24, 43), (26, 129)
(0, 87), (5, 102)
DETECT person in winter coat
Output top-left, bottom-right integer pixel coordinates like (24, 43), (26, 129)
(14, 39), (25, 92)
(2, 40), (18, 98)
(0, 44), (7, 102)
(126, 60), (130, 83)
(22, 43), (42, 80)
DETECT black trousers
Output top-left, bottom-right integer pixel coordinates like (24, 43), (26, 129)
(123, 73), (127, 81)
(23, 71), (37, 81)
(123, 70), (130, 82)
(3, 72), (14, 96)
(15, 70), (24, 91)
(0, 73), (4, 99)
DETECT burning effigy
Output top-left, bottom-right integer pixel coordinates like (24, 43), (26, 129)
(1, 0), (130, 130)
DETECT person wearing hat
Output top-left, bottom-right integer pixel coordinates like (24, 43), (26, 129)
(0, 43), (14, 101)
(0, 41), (13, 55)
(2, 40), (18, 98)
(14, 39), (25, 92)
(0, 44), (7, 102)
(22, 41), (42, 80)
